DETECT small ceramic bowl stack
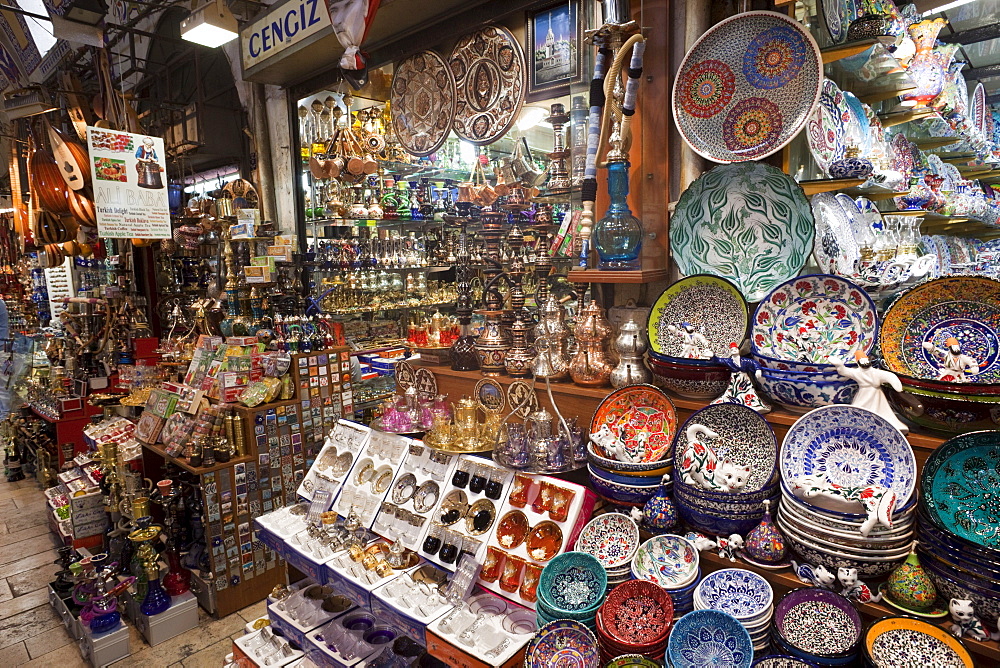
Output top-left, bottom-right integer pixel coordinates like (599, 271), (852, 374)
(535, 552), (607, 631)
(666, 609), (754, 668)
(630, 535), (701, 616)
(861, 616), (975, 668)
(595, 580), (674, 664)
(771, 588), (862, 666)
(672, 403), (780, 537)
(645, 275), (749, 400)
(750, 274), (878, 413)
(574, 513), (641, 591)
(777, 405), (918, 578)
(693, 569), (773, 654)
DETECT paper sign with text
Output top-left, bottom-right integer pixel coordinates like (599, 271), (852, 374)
(86, 127), (171, 238)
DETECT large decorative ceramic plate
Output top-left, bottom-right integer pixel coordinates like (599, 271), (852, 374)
(672, 11), (823, 163)
(525, 619), (600, 668)
(448, 26), (525, 145)
(631, 534), (699, 589)
(920, 431), (1000, 550)
(820, 0), (847, 43)
(673, 404), (777, 493)
(647, 275), (748, 358)
(865, 616), (975, 668)
(806, 79), (849, 174)
(880, 276), (1000, 383)
(811, 193), (860, 277)
(575, 513), (640, 568)
(781, 405), (917, 504)
(667, 609), (754, 668)
(751, 274), (878, 364)
(389, 51), (456, 157)
(971, 83), (987, 135)
(694, 569), (773, 620)
(590, 385), (677, 464)
(671, 162), (814, 302)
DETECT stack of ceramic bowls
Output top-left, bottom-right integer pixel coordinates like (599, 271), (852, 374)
(916, 431), (1000, 627)
(750, 656), (817, 667)
(630, 534), (700, 614)
(666, 609), (753, 668)
(645, 275), (749, 400)
(574, 513), (640, 590)
(586, 444), (672, 508)
(524, 619), (601, 668)
(536, 552), (607, 631)
(693, 568), (773, 654)
(860, 616), (975, 668)
(771, 588), (862, 666)
(777, 405), (917, 577)
(750, 274), (877, 413)
(878, 276), (1000, 434)
(672, 404), (780, 537)
(595, 580), (674, 664)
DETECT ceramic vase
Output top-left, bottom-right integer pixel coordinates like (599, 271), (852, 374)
(742, 500), (788, 566)
(885, 547), (937, 611)
(638, 475), (677, 533)
(903, 19), (959, 106)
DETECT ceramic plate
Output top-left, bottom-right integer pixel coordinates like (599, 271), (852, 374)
(751, 274), (878, 364)
(525, 619), (600, 668)
(606, 656), (662, 668)
(667, 609), (753, 668)
(631, 534), (699, 589)
(673, 403), (777, 493)
(781, 405), (917, 505)
(575, 513), (640, 568)
(820, 0), (846, 43)
(448, 26), (525, 145)
(880, 276), (1000, 383)
(806, 78), (849, 174)
(889, 132), (917, 178)
(671, 161), (814, 302)
(590, 385), (677, 464)
(647, 275), (749, 358)
(865, 616), (974, 667)
(921, 431), (1000, 551)
(971, 82), (987, 135)
(694, 569), (773, 620)
(811, 193), (860, 277)
(672, 11), (822, 163)
(389, 50), (456, 157)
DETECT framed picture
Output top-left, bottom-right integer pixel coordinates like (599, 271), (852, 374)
(526, 0), (583, 101)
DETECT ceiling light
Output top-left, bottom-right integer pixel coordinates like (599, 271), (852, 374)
(63, 0), (107, 26)
(923, 0), (975, 15)
(181, 0), (238, 48)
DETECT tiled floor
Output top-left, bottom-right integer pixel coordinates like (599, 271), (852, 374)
(0, 474), (266, 667)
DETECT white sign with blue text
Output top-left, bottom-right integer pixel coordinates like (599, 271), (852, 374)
(240, 0), (332, 71)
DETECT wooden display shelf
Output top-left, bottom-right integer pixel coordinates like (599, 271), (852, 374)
(141, 442), (255, 475)
(798, 178), (865, 197)
(820, 37), (893, 64)
(878, 108), (936, 128)
(910, 137), (962, 151)
(566, 268), (671, 284)
(842, 185), (907, 202)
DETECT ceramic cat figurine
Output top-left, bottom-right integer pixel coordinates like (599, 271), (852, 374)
(716, 534), (744, 562)
(590, 424), (632, 462)
(949, 599), (1000, 641)
(791, 560), (836, 589)
(679, 424), (751, 493)
(838, 567), (882, 603)
(790, 475), (897, 537)
(683, 531), (718, 552)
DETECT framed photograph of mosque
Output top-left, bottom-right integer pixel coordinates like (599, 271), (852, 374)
(526, 0), (583, 100)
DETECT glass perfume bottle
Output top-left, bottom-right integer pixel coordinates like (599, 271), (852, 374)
(593, 161), (642, 270)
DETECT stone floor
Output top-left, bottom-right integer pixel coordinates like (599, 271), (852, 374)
(0, 474), (266, 667)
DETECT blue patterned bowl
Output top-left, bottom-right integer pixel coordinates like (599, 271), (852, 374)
(753, 363), (843, 379)
(675, 495), (766, 537)
(588, 463), (666, 487)
(538, 552), (607, 616)
(756, 370), (858, 413)
(587, 442), (674, 475)
(694, 569), (773, 621)
(525, 620), (600, 668)
(667, 609), (753, 668)
(588, 465), (662, 505)
(675, 477), (779, 503)
(648, 349), (726, 367)
(918, 546), (1000, 595)
(921, 555), (1000, 627)
(783, 530), (906, 578)
(674, 484), (775, 516)
(753, 353), (842, 374)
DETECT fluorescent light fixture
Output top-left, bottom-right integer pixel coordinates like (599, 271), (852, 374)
(924, 0), (975, 15)
(181, 0), (238, 48)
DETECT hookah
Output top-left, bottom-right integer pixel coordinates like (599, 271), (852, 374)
(152, 478), (192, 596)
(575, 35), (612, 269)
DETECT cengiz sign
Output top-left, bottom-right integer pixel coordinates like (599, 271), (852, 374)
(240, 0), (333, 84)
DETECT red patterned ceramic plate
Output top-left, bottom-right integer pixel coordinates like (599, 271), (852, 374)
(598, 580), (674, 647)
(589, 385), (677, 464)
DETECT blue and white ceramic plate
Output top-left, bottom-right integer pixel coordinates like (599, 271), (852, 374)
(811, 193), (860, 277)
(525, 619), (600, 668)
(806, 78), (849, 174)
(780, 405), (916, 504)
(694, 568), (773, 620)
(667, 609), (754, 668)
(631, 534), (700, 589)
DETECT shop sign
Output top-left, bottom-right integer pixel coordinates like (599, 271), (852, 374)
(86, 127), (171, 239)
(240, 0), (331, 72)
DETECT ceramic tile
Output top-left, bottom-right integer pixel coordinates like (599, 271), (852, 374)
(0, 522), (50, 548)
(0, 587), (49, 621)
(0, 533), (57, 566)
(0, 550), (60, 579)
(0, 640), (28, 665)
(7, 561), (60, 597)
(0, 603), (62, 649)
(21, 640), (89, 668)
(24, 625), (73, 659)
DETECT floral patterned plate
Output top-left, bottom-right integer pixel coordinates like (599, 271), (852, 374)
(667, 609), (753, 668)
(806, 78), (849, 174)
(631, 534), (700, 589)
(780, 405), (917, 505)
(672, 11), (822, 163)
(694, 568), (773, 620)
(879, 276), (1000, 383)
(647, 275), (748, 358)
(590, 385), (677, 464)
(920, 431), (1000, 551)
(525, 619), (601, 668)
(575, 513), (641, 568)
(751, 274), (878, 364)
(811, 193), (860, 277)
(671, 162), (814, 302)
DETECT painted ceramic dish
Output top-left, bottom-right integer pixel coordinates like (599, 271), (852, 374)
(667, 609), (753, 668)
(672, 11), (822, 163)
(599, 580), (675, 646)
(751, 654), (816, 667)
(647, 275), (748, 359)
(694, 569), (773, 620)
(673, 403), (777, 493)
(671, 161), (814, 302)
(863, 616), (974, 668)
(605, 656), (662, 668)
(971, 82), (987, 135)
(589, 385), (677, 464)
(880, 276), (1000, 384)
(524, 619), (600, 668)
(920, 431), (1000, 550)
(537, 552), (607, 613)
(774, 588), (861, 657)
(807, 78), (849, 174)
(811, 194), (860, 277)
(575, 513), (640, 568)
(631, 534), (699, 589)
(780, 405), (917, 505)
(752, 274), (877, 364)
(448, 26), (525, 145)
(389, 50), (456, 157)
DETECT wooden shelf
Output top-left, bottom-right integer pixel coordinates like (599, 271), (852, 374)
(798, 178), (865, 197)
(910, 137), (962, 151)
(878, 108), (936, 128)
(566, 268), (671, 284)
(141, 442), (255, 476)
(820, 37), (892, 64)
(843, 185), (907, 202)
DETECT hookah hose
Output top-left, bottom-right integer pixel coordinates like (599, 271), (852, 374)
(579, 41), (612, 268)
(598, 33), (646, 165)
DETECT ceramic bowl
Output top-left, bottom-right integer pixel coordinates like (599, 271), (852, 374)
(756, 370), (858, 413)
(537, 552), (607, 616)
(917, 506), (1000, 563)
(777, 516), (913, 558)
(630, 534), (699, 589)
(597, 580), (674, 648)
(588, 466), (662, 505)
(784, 531), (909, 578)
(770, 631), (858, 666)
(886, 383), (1000, 435)
(918, 546), (1000, 595)
(752, 353), (842, 374)
(694, 569), (773, 621)
(575, 513), (641, 569)
(588, 464), (667, 487)
(675, 496), (767, 538)
(781, 495), (917, 538)
(774, 588), (862, 659)
(674, 477), (779, 503)
(647, 360), (731, 399)
(586, 442), (673, 475)
(667, 609), (753, 668)
(647, 349), (726, 367)
(750, 656), (816, 668)
(895, 371), (1000, 396)
(674, 484), (776, 516)
(777, 508), (915, 550)
(780, 485), (918, 527)
(525, 620), (601, 668)
(861, 616), (975, 668)
(921, 556), (1000, 627)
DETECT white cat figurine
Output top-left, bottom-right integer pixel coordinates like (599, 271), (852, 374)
(790, 475), (897, 537)
(791, 560), (836, 589)
(590, 424), (632, 462)
(838, 567), (881, 603)
(949, 599), (1000, 641)
(717, 534), (744, 562)
(679, 424), (751, 492)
